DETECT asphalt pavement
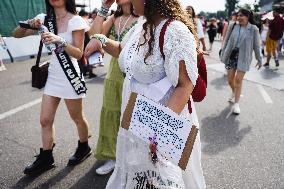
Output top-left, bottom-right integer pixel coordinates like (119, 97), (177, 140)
(0, 40), (283, 189)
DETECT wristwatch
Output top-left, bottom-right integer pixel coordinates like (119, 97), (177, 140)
(59, 37), (67, 48)
(54, 37), (67, 53)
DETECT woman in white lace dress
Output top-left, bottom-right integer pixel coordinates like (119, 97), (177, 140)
(85, 0), (206, 188)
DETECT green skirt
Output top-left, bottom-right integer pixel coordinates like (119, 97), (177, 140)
(95, 57), (124, 160)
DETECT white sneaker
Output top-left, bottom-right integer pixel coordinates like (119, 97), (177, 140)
(233, 103), (240, 115)
(0, 64), (6, 71)
(228, 93), (235, 103)
(96, 160), (115, 175)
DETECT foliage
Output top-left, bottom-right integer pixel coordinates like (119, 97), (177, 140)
(259, 0), (272, 6)
(216, 11), (227, 19)
(225, 0), (240, 16)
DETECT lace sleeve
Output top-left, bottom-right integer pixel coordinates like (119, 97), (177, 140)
(163, 21), (198, 87)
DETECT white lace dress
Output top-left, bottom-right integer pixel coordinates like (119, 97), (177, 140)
(106, 18), (206, 189)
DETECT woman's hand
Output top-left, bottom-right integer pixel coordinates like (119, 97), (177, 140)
(102, 0), (115, 8)
(84, 38), (104, 57)
(256, 62), (262, 70)
(41, 32), (62, 45)
(27, 18), (42, 29)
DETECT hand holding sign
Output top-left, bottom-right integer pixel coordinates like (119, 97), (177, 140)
(121, 93), (198, 170)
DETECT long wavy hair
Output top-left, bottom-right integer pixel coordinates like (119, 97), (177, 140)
(142, 0), (198, 62)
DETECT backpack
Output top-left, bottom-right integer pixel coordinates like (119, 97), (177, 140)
(159, 19), (207, 113)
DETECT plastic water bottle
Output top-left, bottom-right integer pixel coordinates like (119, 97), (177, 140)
(38, 25), (56, 52)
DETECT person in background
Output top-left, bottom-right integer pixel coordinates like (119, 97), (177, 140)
(222, 12), (238, 40)
(277, 15), (284, 55)
(78, 9), (97, 78)
(263, 8), (284, 68)
(199, 15), (207, 35)
(91, 8), (99, 21)
(0, 34), (7, 71)
(260, 18), (269, 57)
(222, 18), (229, 40)
(217, 18), (224, 40)
(12, 0), (92, 175)
(280, 32), (284, 55)
(221, 8), (262, 115)
(88, 0), (138, 175)
(207, 18), (217, 51)
(186, 6), (207, 52)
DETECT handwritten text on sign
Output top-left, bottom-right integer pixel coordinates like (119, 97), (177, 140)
(129, 95), (193, 165)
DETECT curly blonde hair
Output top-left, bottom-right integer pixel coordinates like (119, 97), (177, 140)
(141, 0), (199, 62)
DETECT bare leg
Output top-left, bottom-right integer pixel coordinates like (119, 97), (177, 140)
(227, 69), (237, 94)
(272, 48), (279, 66)
(234, 71), (246, 103)
(64, 99), (89, 142)
(40, 95), (61, 150)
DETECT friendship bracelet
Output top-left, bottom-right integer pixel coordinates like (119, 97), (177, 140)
(98, 6), (109, 18)
(91, 34), (108, 46)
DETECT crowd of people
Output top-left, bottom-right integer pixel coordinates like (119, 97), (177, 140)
(6, 0), (284, 188)
(193, 8), (284, 114)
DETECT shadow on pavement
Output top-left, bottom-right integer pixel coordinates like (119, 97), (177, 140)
(200, 106), (252, 155)
(210, 74), (227, 90)
(12, 173), (42, 189)
(69, 161), (111, 189)
(260, 68), (281, 80)
(85, 74), (106, 85)
(18, 80), (31, 86)
(12, 166), (74, 189)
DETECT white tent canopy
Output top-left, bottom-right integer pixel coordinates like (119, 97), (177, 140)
(261, 11), (274, 20)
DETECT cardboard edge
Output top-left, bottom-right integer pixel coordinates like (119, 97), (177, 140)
(178, 126), (199, 170)
(121, 92), (138, 130)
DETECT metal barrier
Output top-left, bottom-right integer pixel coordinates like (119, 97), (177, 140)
(0, 35), (49, 63)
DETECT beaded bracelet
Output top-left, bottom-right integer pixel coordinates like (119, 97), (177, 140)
(91, 34), (108, 46)
(98, 6), (109, 18)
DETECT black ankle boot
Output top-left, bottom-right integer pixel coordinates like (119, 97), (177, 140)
(24, 148), (55, 175)
(68, 140), (92, 166)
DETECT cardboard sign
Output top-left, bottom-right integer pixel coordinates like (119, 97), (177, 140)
(121, 92), (198, 170)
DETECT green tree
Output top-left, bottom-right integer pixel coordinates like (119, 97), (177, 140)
(198, 11), (206, 17)
(259, 0), (271, 6)
(253, 0), (260, 12)
(207, 12), (217, 19)
(273, 0), (283, 4)
(216, 10), (228, 19)
(242, 3), (252, 10)
(226, 0), (240, 16)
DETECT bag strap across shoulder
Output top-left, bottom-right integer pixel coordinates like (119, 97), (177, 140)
(226, 22), (236, 43)
(35, 17), (48, 67)
(35, 42), (43, 67)
(159, 18), (207, 107)
(159, 19), (173, 60)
